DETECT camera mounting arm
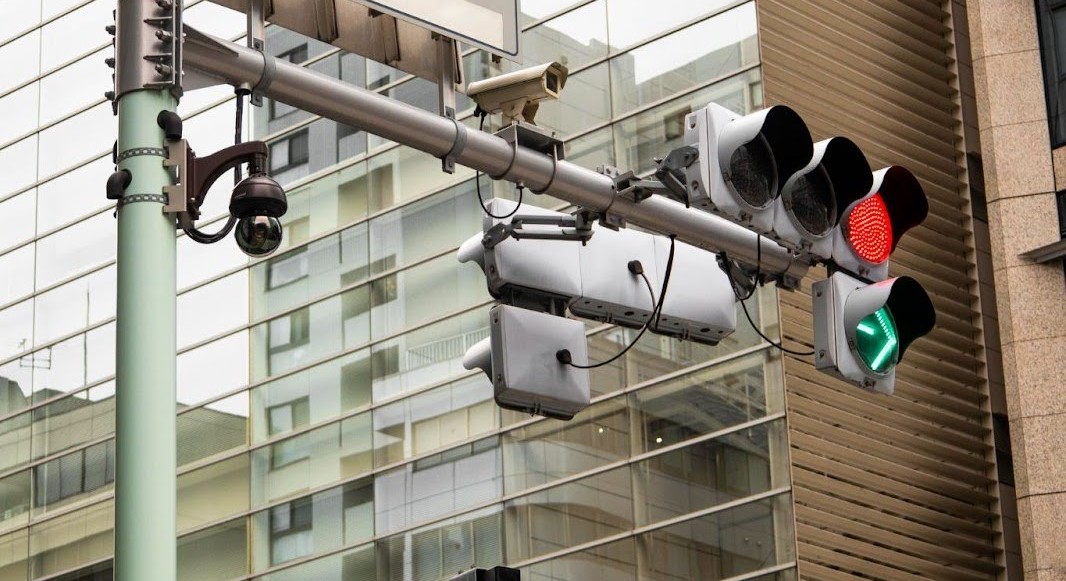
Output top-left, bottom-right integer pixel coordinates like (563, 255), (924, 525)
(163, 139), (269, 226)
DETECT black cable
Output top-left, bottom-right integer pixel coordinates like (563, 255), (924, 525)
(736, 289), (815, 357)
(726, 234), (815, 357)
(182, 90), (248, 244)
(563, 237), (677, 369)
(474, 110), (524, 220)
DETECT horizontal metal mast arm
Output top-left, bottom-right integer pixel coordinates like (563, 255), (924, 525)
(183, 26), (807, 282)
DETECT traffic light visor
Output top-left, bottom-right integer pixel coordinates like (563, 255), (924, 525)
(717, 105), (813, 211)
(873, 166), (929, 250)
(843, 276), (935, 374)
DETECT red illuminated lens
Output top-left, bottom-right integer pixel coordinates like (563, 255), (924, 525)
(846, 195), (892, 264)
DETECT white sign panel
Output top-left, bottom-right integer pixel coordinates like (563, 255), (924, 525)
(352, 0), (520, 59)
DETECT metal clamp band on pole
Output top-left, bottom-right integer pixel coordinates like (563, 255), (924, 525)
(442, 116), (468, 172)
(182, 26), (808, 283)
(252, 49), (275, 101)
(117, 193), (169, 206)
(117, 147), (167, 161)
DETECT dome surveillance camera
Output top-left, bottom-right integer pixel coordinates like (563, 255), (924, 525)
(234, 215), (283, 256)
(229, 173), (287, 257)
(229, 174), (287, 219)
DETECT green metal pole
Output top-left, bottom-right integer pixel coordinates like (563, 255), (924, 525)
(114, 55), (178, 581)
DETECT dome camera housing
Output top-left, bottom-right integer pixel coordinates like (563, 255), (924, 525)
(229, 174), (287, 219)
(234, 215), (284, 256)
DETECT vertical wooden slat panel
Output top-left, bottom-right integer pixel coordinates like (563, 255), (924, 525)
(757, 0), (1000, 578)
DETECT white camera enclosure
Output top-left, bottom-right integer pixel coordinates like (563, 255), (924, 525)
(570, 225), (659, 328)
(457, 199), (581, 300)
(468, 304), (590, 421)
(685, 103), (813, 234)
(466, 62), (569, 124)
(650, 238), (736, 345)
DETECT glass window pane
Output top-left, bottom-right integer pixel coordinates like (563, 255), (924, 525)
(606, 0), (736, 52)
(511, 1), (607, 75)
(33, 265), (115, 347)
(37, 102), (113, 180)
(0, 411), (31, 475)
(251, 348), (371, 443)
(0, 30), (40, 94)
(0, 190), (36, 254)
(178, 225), (248, 290)
(0, 299), (34, 362)
(522, 535), (637, 580)
(178, 519), (248, 581)
(32, 441), (114, 515)
(178, 331), (249, 406)
(177, 271), (249, 349)
(251, 413), (372, 507)
(32, 385), (115, 461)
(0, 245), (35, 306)
(177, 391), (248, 467)
(250, 222), (368, 321)
(504, 397), (628, 494)
(0, 0), (40, 45)
(0, 83), (40, 146)
(366, 146), (476, 214)
(251, 284), (370, 381)
(178, 454), (250, 531)
(251, 542), (375, 581)
(29, 499), (114, 578)
(0, 146), (38, 222)
(610, 4), (759, 116)
(39, 48), (113, 125)
(631, 350), (775, 454)
(0, 470), (30, 532)
(36, 156), (113, 235)
(614, 68), (761, 175)
(640, 493), (795, 580)
(35, 210), (114, 289)
(0, 528), (29, 581)
(251, 478), (373, 572)
(375, 437), (501, 535)
(635, 420), (788, 526)
(505, 465), (633, 563)
(368, 180), (481, 275)
(371, 307), (489, 402)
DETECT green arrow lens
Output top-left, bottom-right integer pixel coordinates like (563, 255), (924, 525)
(854, 307), (899, 373)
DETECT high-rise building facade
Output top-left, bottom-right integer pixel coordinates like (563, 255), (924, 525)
(0, 0), (1058, 579)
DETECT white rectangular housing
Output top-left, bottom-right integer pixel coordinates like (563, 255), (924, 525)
(490, 304), (590, 420)
(571, 225), (660, 328)
(650, 238), (737, 345)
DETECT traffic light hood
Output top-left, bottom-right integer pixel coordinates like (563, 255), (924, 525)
(717, 105), (813, 209)
(868, 166), (929, 251)
(843, 275), (936, 362)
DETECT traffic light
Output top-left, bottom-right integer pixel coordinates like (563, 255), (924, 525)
(772, 137), (873, 261)
(813, 165), (936, 394)
(685, 103), (814, 234)
(813, 273), (935, 394)
(831, 166), (928, 281)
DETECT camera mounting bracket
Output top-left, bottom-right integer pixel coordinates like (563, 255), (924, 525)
(162, 138), (269, 225)
(481, 214), (594, 250)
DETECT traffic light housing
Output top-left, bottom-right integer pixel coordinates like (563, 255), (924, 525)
(832, 166), (928, 281)
(685, 103), (814, 234)
(813, 273), (935, 394)
(773, 137), (873, 261)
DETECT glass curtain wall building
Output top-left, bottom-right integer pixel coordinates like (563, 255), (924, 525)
(0, 1), (797, 579)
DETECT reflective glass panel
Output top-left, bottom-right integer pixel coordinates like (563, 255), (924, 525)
(505, 465), (633, 563)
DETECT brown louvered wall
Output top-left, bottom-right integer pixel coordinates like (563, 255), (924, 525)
(756, 0), (1002, 578)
